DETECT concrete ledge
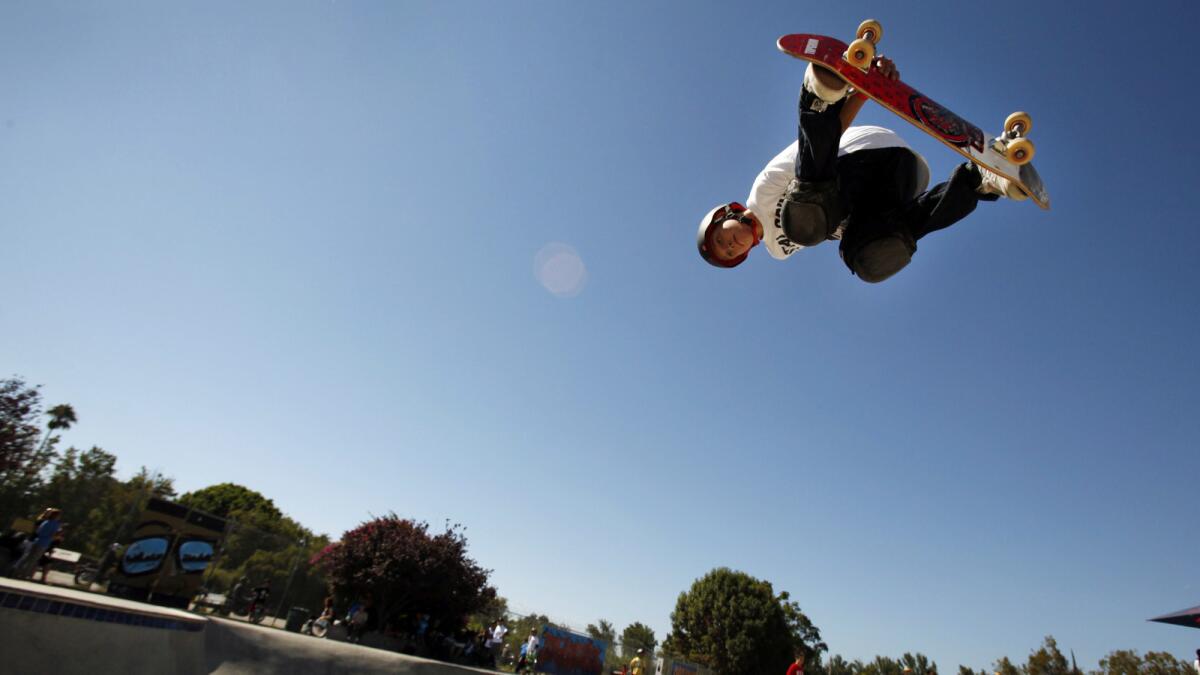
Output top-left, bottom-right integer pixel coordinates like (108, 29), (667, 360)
(0, 578), (499, 675)
(0, 578), (206, 675)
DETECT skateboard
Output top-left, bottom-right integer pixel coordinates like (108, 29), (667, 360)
(778, 20), (1049, 209)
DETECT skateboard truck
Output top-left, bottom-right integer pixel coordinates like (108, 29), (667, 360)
(991, 111), (1036, 165)
(844, 19), (882, 72)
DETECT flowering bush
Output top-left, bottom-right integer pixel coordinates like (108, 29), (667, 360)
(313, 514), (495, 633)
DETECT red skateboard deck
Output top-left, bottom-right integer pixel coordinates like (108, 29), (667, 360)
(778, 31), (1049, 209)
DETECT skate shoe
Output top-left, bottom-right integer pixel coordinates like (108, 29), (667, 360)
(975, 164), (1028, 201)
(802, 63), (849, 111)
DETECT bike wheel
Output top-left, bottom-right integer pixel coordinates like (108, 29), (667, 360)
(312, 620), (328, 638)
(74, 568), (96, 586)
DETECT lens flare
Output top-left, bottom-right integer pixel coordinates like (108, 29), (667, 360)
(533, 243), (587, 298)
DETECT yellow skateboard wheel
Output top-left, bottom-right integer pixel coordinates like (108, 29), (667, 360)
(857, 19), (883, 44)
(1007, 138), (1035, 165)
(1004, 111), (1032, 136)
(845, 38), (875, 69)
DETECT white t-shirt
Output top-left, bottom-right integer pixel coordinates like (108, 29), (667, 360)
(490, 625), (507, 646)
(746, 125), (931, 260)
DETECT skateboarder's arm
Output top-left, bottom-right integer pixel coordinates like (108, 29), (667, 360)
(839, 94), (868, 132)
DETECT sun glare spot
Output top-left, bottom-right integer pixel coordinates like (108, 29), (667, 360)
(533, 243), (587, 298)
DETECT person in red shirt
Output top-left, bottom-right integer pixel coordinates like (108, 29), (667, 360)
(786, 650), (806, 675)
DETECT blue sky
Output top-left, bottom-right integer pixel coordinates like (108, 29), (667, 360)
(3, 0), (1199, 670)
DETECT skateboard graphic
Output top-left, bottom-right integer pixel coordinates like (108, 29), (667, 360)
(778, 20), (1049, 209)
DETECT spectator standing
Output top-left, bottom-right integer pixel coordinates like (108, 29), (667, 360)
(227, 576), (248, 614)
(415, 611), (430, 648)
(490, 619), (508, 661)
(13, 508), (61, 578)
(516, 640), (528, 672)
(630, 648), (647, 675)
(36, 524), (67, 583)
(785, 650), (805, 675)
(1192, 649), (1199, 675)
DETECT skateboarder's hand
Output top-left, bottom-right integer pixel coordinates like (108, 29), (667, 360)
(874, 55), (899, 81)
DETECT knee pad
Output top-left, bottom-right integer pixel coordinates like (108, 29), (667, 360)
(846, 231), (916, 283)
(781, 179), (843, 247)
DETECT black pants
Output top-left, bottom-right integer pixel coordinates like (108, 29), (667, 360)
(795, 88), (986, 279)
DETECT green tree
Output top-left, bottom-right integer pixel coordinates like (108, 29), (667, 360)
(958, 667), (987, 675)
(781, 591), (827, 657)
(587, 619), (619, 670)
(994, 656), (1022, 675)
(1095, 650), (1141, 675)
(0, 377), (57, 521)
(899, 653), (937, 675)
(1093, 650), (1192, 675)
(469, 594), (511, 633)
(668, 567), (821, 675)
(1141, 651), (1192, 675)
(179, 483), (283, 521)
(621, 621), (657, 660)
(37, 446), (121, 555)
(36, 404), (77, 456)
(858, 656), (902, 675)
(822, 654), (856, 675)
(1026, 636), (1070, 675)
(180, 482), (327, 617)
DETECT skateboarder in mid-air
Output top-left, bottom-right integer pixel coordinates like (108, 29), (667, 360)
(697, 56), (1027, 282)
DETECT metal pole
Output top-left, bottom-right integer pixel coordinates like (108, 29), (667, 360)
(273, 536), (305, 625)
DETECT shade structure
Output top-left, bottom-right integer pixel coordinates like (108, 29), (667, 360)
(1149, 605), (1200, 629)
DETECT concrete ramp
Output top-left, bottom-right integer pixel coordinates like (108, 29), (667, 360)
(0, 577), (207, 675)
(0, 578), (493, 675)
(204, 618), (491, 674)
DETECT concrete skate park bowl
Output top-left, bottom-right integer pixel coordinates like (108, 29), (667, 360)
(0, 578), (493, 674)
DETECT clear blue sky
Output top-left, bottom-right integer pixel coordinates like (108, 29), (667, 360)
(3, 1), (1199, 670)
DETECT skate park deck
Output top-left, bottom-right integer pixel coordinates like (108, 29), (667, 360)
(0, 577), (495, 675)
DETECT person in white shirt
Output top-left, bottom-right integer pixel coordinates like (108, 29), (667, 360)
(1192, 648), (1199, 675)
(697, 57), (1025, 283)
(488, 620), (508, 660)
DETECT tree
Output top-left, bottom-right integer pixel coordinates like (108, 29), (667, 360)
(621, 621), (657, 660)
(858, 656), (903, 675)
(1094, 650), (1192, 675)
(781, 591), (827, 657)
(822, 654), (856, 675)
(1026, 636), (1069, 675)
(468, 594), (510, 633)
(1096, 650), (1142, 675)
(1140, 651), (1192, 675)
(179, 483), (283, 521)
(899, 653), (937, 675)
(37, 446), (121, 554)
(313, 514), (495, 635)
(179, 482), (331, 618)
(36, 404), (77, 456)
(587, 619), (619, 671)
(0, 377), (57, 521)
(994, 656), (1022, 675)
(668, 567), (821, 675)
